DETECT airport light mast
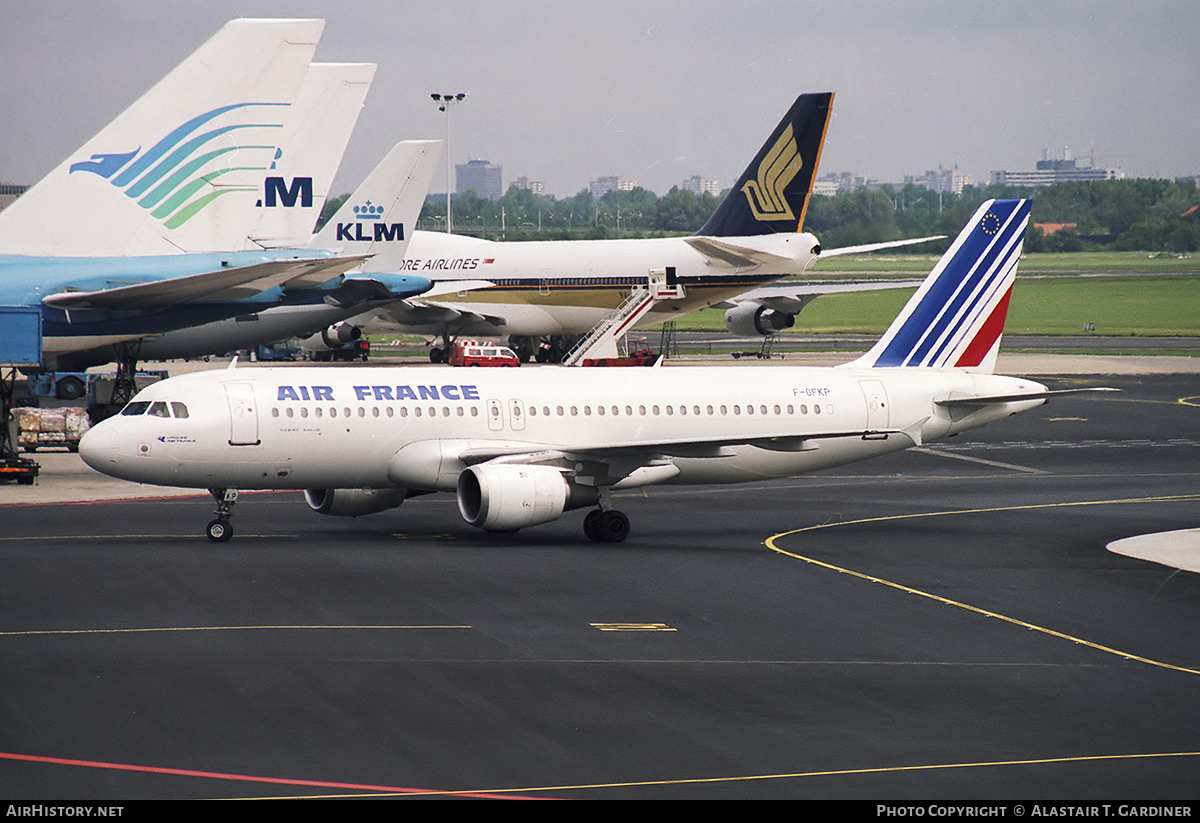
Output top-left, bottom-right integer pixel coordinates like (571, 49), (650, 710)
(430, 92), (467, 234)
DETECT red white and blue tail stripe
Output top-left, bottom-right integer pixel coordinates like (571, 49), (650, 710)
(846, 199), (1030, 374)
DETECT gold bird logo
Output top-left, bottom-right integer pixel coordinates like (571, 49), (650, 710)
(740, 123), (804, 223)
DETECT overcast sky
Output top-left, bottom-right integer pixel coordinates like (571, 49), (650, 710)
(2, 1), (1196, 198)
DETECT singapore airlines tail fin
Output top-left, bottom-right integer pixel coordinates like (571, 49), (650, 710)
(694, 92), (833, 238)
(0, 18), (323, 258)
(310, 140), (442, 269)
(846, 199), (1031, 374)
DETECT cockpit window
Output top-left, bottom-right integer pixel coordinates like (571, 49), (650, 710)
(120, 400), (189, 418)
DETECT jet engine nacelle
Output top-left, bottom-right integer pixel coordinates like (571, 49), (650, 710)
(300, 322), (363, 352)
(723, 302), (797, 337)
(456, 464), (598, 532)
(304, 487), (408, 517)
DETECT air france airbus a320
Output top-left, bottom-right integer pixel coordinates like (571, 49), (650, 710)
(81, 199), (1106, 543)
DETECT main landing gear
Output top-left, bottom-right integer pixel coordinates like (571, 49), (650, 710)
(582, 508), (630, 543)
(206, 488), (238, 542)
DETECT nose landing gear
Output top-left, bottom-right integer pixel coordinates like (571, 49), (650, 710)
(206, 488), (239, 542)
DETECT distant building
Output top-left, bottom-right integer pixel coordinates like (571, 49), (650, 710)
(590, 176), (639, 198)
(682, 175), (720, 196)
(514, 176), (546, 195)
(0, 183), (28, 213)
(905, 166), (971, 195)
(814, 171), (878, 193)
(456, 159), (503, 200)
(992, 150), (1124, 187)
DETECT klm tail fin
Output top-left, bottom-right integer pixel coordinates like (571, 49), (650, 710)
(310, 140), (443, 269)
(846, 199), (1031, 374)
(0, 19), (322, 257)
(694, 92), (833, 237)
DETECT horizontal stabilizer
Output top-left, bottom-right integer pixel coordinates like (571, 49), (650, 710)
(684, 237), (787, 268)
(821, 235), (946, 257)
(936, 387), (1119, 407)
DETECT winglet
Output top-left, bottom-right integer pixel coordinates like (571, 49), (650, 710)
(694, 93), (833, 238)
(845, 199), (1031, 374)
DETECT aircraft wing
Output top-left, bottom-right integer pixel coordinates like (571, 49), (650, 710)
(360, 280), (504, 329)
(418, 279), (496, 299)
(42, 255), (370, 311)
(317, 272), (433, 307)
(454, 426), (912, 488)
(713, 279), (923, 313)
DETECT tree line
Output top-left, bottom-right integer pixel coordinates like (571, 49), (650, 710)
(322, 177), (1200, 252)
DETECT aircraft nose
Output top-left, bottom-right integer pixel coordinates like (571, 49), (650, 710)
(78, 424), (120, 473)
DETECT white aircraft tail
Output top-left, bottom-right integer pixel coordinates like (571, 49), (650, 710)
(846, 199), (1031, 374)
(0, 19), (323, 257)
(246, 62), (377, 250)
(311, 140), (443, 269)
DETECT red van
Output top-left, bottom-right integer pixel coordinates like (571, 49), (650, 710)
(448, 341), (521, 367)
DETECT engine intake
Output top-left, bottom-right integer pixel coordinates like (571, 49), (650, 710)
(457, 464), (598, 532)
(723, 302), (796, 337)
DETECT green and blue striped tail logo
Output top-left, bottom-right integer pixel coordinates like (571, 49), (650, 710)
(69, 102), (288, 229)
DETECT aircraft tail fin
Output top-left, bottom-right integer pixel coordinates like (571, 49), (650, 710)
(247, 62), (377, 250)
(311, 140), (442, 269)
(694, 92), (833, 238)
(846, 199), (1031, 374)
(0, 19), (322, 257)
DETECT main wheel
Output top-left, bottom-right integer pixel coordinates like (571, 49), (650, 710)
(206, 519), (233, 542)
(55, 375), (86, 400)
(596, 510), (630, 543)
(583, 509), (603, 541)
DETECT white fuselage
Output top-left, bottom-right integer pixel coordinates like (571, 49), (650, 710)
(361, 229), (822, 337)
(80, 364), (1046, 493)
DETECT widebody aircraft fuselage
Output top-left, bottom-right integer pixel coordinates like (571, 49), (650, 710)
(363, 229), (821, 337)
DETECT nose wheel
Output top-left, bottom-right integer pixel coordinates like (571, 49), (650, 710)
(583, 509), (630, 543)
(206, 488), (238, 542)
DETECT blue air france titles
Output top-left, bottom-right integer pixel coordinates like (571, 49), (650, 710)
(276, 384), (480, 403)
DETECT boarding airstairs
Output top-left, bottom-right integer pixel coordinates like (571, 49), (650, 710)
(561, 268), (685, 366)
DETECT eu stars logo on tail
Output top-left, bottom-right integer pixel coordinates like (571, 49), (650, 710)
(695, 92), (833, 237)
(848, 199), (1032, 374)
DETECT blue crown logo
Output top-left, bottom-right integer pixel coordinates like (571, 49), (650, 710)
(352, 201), (385, 219)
